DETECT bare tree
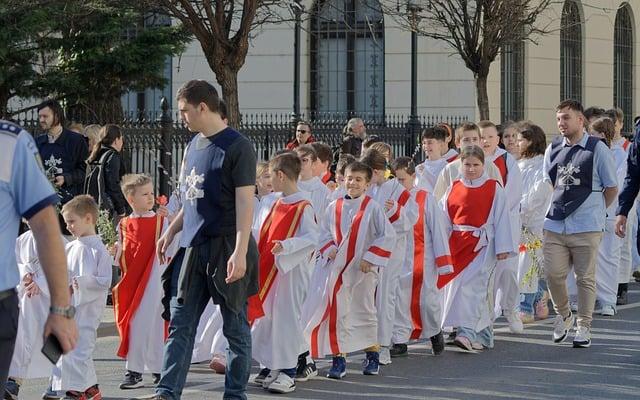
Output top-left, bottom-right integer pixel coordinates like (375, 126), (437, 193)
(148, 1), (291, 127)
(382, 0), (552, 120)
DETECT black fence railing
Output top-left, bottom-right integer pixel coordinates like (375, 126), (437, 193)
(13, 100), (472, 195)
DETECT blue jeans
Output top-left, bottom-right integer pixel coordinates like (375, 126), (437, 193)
(156, 245), (252, 400)
(520, 278), (548, 314)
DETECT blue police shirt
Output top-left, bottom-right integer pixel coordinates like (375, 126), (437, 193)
(543, 132), (618, 234)
(0, 121), (59, 291)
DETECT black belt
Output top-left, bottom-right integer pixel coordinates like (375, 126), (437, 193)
(0, 288), (16, 301)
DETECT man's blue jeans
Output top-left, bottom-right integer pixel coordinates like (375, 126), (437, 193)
(156, 245), (252, 400)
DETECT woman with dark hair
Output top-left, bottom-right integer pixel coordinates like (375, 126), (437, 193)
(516, 122), (552, 324)
(85, 124), (128, 217)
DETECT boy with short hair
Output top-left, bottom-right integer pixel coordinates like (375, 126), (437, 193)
(303, 161), (395, 379)
(309, 142), (334, 184)
(329, 154), (356, 200)
(52, 195), (112, 400)
(416, 126), (458, 193)
(114, 174), (168, 389)
(296, 144), (331, 216)
(248, 152), (318, 394)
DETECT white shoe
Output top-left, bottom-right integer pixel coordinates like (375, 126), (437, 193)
(378, 346), (392, 365)
(552, 313), (575, 343)
(572, 326), (591, 348)
(267, 372), (296, 394)
(569, 301), (578, 312)
(505, 312), (524, 334)
(600, 304), (616, 316)
(261, 369), (280, 389)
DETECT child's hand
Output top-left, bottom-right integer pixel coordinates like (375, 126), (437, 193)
(327, 248), (337, 260)
(360, 260), (373, 273)
(384, 199), (395, 212)
(72, 278), (79, 290)
(327, 181), (338, 191)
(25, 281), (41, 297)
(271, 240), (284, 255)
(496, 252), (509, 260)
(108, 243), (118, 258)
(157, 205), (169, 218)
(22, 272), (33, 288)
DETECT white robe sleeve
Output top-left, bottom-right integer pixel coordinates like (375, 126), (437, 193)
(492, 186), (517, 257)
(433, 164), (452, 201)
(520, 170), (553, 229)
(275, 206), (318, 274)
(362, 204), (397, 267)
(426, 197), (454, 275)
(505, 155), (523, 213)
(318, 201), (338, 258)
(386, 189), (419, 234)
(73, 246), (112, 306)
(114, 220), (123, 267)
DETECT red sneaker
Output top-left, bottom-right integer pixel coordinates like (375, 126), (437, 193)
(64, 391), (87, 400)
(84, 385), (102, 400)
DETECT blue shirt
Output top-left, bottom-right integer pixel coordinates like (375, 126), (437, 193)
(0, 121), (59, 291)
(543, 133), (618, 234)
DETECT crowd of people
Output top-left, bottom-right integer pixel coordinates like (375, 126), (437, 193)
(1, 81), (639, 400)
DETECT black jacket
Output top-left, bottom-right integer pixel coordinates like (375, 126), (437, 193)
(88, 146), (128, 215)
(341, 134), (363, 158)
(616, 121), (640, 217)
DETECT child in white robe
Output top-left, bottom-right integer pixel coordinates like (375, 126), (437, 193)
(328, 154), (356, 201)
(390, 158), (453, 357)
(440, 146), (515, 351)
(303, 161), (395, 379)
(248, 152), (318, 394)
(296, 144), (331, 213)
(361, 148), (418, 365)
(416, 126), (459, 193)
(52, 195), (112, 399)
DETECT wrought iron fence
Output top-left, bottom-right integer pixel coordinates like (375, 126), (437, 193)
(13, 102), (472, 195)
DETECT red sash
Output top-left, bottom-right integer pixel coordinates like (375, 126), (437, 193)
(247, 199), (310, 323)
(388, 189), (411, 223)
(493, 154), (508, 185)
(311, 196), (371, 357)
(410, 190), (427, 339)
(446, 153), (459, 163)
(113, 215), (163, 358)
(623, 139), (631, 151)
(321, 171), (332, 184)
(437, 180), (496, 289)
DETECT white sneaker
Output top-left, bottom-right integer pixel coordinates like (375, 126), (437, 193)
(378, 346), (392, 365)
(505, 312), (524, 334)
(552, 312), (575, 343)
(569, 301), (578, 312)
(572, 326), (591, 348)
(261, 369), (280, 389)
(600, 304), (616, 316)
(267, 372), (296, 394)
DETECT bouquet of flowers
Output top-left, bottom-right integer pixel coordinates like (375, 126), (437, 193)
(97, 209), (117, 248)
(519, 227), (543, 287)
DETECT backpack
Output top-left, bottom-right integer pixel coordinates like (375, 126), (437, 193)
(85, 149), (116, 212)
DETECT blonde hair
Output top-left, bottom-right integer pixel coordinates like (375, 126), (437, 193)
(256, 161), (269, 178)
(61, 195), (99, 223)
(82, 124), (102, 148)
(369, 142), (392, 160)
(120, 174), (153, 197)
(459, 145), (485, 164)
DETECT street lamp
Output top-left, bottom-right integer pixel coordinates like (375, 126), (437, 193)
(407, 1), (422, 157)
(291, 0), (304, 123)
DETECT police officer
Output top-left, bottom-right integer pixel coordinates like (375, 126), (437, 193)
(0, 120), (78, 395)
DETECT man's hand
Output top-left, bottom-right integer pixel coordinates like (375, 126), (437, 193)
(615, 215), (627, 238)
(226, 250), (247, 284)
(43, 314), (78, 355)
(157, 228), (176, 265)
(54, 175), (65, 187)
(360, 260), (373, 273)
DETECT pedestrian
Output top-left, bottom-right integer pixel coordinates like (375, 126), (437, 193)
(544, 100), (617, 348)
(286, 121), (316, 150)
(154, 80), (258, 400)
(0, 120), (78, 398)
(340, 117), (367, 157)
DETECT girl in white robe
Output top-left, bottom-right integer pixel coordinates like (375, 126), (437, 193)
(440, 146), (515, 351)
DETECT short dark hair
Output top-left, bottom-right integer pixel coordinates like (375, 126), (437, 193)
(518, 122), (547, 158)
(391, 156), (415, 175)
(176, 80), (220, 113)
(605, 108), (623, 124)
(297, 120), (312, 130)
(310, 142), (332, 163)
(421, 126), (447, 141)
(38, 99), (65, 127)
(270, 152), (301, 181)
(556, 99), (584, 114)
(360, 148), (386, 171)
(345, 160), (372, 182)
(584, 106), (606, 121)
(295, 144), (317, 161)
(336, 154), (356, 175)
(459, 145), (485, 164)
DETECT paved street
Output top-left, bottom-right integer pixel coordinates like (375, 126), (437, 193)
(19, 283), (640, 400)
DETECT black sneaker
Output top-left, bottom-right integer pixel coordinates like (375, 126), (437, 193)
(4, 378), (19, 400)
(119, 370), (143, 389)
(633, 270), (640, 283)
(389, 343), (408, 358)
(445, 329), (457, 345)
(152, 373), (161, 385)
(617, 290), (628, 306)
(295, 351), (308, 376)
(295, 362), (318, 382)
(430, 331), (445, 356)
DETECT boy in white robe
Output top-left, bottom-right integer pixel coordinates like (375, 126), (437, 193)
(389, 158), (453, 357)
(296, 144), (332, 213)
(328, 154), (356, 201)
(478, 121), (524, 333)
(4, 229), (67, 398)
(361, 149), (418, 365)
(416, 126), (459, 193)
(303, 161), (395, 379)
(440, 146), (515, 351)
(52, 195), (112, 399)
(248, 152), (318, 394)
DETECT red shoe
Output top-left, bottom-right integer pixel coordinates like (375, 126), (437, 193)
(84, 385), (102, 400)
(64, 391), (86, 400)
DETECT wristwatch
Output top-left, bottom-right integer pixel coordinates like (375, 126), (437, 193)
(50, 305), (76, 319)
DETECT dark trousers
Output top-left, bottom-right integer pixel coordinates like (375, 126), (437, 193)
(0, 290), (19, 395)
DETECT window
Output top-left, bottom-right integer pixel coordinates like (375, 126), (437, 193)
(560, 0), (582, 103)
(501, 38), (525, 122)
(614, 4), (634, 134)
(310, 0), (385, 118)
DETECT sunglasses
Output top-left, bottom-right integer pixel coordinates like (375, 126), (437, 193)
(297, 129), (309, 133)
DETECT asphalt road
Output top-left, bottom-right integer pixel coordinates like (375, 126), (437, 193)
(18, 283), (640, 400)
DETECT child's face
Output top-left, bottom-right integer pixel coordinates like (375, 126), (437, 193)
(128, 182), (155, 212)
(370, 168), (386, 186)
(394, 168), (415, 191)
(517, 133), (532, 155)
(256, 170), (273, 194)
(345, 170), (370, 198)
(457, 130), (480, 149)
(297, 152), (314, 180)
(422, 138), (444, 160)
(480, 126), (500, 155)
(462, 156), (484, 181)
(336, 172), (345, 187)
(62, 211), (94, 238)
(311, 158), (326, 177)
(502, 127), (519, 155)
(269, 168), (286, 192)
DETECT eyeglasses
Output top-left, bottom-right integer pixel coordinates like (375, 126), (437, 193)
(297, 129), (308, 133)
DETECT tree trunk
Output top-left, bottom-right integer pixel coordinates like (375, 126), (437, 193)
(0, 89), (10, 119)
(216, 67), (240, 128)
(475, 73), (490, 121)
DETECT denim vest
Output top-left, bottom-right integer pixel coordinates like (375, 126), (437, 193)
(546, 135), (600, 221)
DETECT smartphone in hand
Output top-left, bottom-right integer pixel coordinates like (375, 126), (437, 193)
(41, 334), (63, 364)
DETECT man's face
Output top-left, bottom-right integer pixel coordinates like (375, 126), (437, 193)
(38, 107), (58, 131)
(178, 99), (204, 133)
(296, 124), (311, 144)
(457, 130), (480, 148)
(480, 126), (500, 156)
(556, 107), (584, 137)
(354, 121), (366, 138)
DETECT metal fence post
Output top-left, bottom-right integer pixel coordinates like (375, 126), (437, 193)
(158, 97), (173, 196)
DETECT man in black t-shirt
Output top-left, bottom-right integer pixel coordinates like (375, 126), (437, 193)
(154, 80), (258, 400)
